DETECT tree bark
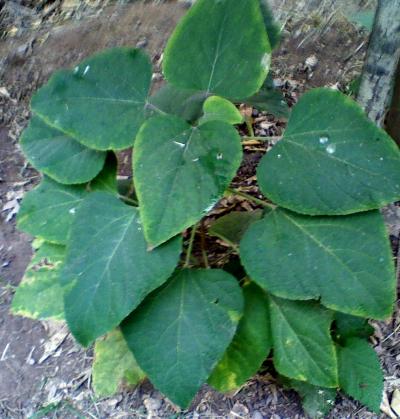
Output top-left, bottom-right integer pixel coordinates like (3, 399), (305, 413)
(357, 0), (400, 126)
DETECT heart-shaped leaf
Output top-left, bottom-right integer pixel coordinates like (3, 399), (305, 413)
(269, 296), (338, 388)
(92, 329), (145, 397)
(240, 208), (396, 319)
(17, 177), (88, 244)
(208, 282), (272, 392)
(31, 48), (152, 150)
(11, 242), (65, 320)
(338, 338), (383, 413)
(134, 115), (242, 247)
(163, 0), (271, 99)
(257, 88), (400, 214)
(17, 156), (118, 244)
(61, 192), (182, 346)
(121, 269), (243, 408)
(20, 116), (106, 184)
(199, 96), (244, 125)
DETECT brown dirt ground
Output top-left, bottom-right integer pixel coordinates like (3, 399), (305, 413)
(0, 1), (399, 418)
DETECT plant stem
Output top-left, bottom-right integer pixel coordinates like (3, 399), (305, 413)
(245, 116), (255, 138)
(200, 220), (210, 269)
(227, 188), (276, 209)
(119, 195), (138, 206)
(184, 223), (198, 267)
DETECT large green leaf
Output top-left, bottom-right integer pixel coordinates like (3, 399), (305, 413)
(269, 296), (338, 388)
(240, 208), (396, 319)
(17, 157), (119, 244)
(285, 379), (337, 419)
(134, 115), (242, 247)
(209, 210), (263, 248)
(208, 282), (271, 392)
(20, 116), (106, 184)
(11, 242), (65, 320)
(121, 269), (243, 408)
(257, 88), (400, 215)
(148, 84), (208, 122)
(17, 177), (87, 244)
(338, 338), (383, 413)
(199, 96), (244, 125)
(61, 192), (182, 346)
(92, 329), (145, 397)
(163, 0), (271, 99)
(31, 48), (152, 150)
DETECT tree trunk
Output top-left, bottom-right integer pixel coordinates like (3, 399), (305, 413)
(357, 0), (400, 126)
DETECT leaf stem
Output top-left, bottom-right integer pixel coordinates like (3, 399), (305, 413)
(119, 195), (138, 206)
(245, 116), (255, 138)
(200, 220), (210, 269)
(184, 223), (199, 267)
(227, 188), (276, 209)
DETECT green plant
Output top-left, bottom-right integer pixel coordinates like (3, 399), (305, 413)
(12, 0), (400, 415)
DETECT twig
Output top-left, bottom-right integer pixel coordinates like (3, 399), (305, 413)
(184, 223), (199, 267)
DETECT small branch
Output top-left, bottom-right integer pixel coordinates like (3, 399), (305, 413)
(227, 188), (276, 209)
(200, 220), (209, 269)
(241, 135), (281, 145)
(245, 116), (255, 138)
(184, 223), (199, 268)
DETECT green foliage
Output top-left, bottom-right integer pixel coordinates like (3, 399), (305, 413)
(20, 116), (106, 185)
(13, 0), (398, 411)
(92, 329), (145, 397)
(337, 338), (383, 412)
(257, 88), (400, 215)
(209, 210), (263, 248)
(163, 0), (271, 99)
(284, 379), (337, 418)
(208, 282), (271, 392)
(269, 296), (338, 388)
(240, 208), (396, 319)
(31, 48), (152, 150)
(134, 116), (242, 247)
(61, 192), (182, 346)
(121, 269), (243, 407)
(11, 241), (64, 320)
(199, 96), (244, 125)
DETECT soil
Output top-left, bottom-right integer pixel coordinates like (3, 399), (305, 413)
(0, 1), (399, 418)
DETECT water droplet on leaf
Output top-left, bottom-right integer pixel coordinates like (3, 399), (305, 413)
(319, 136), (329, 144)
(173, 141), (185, 148)
(326, 143), (336, 154)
